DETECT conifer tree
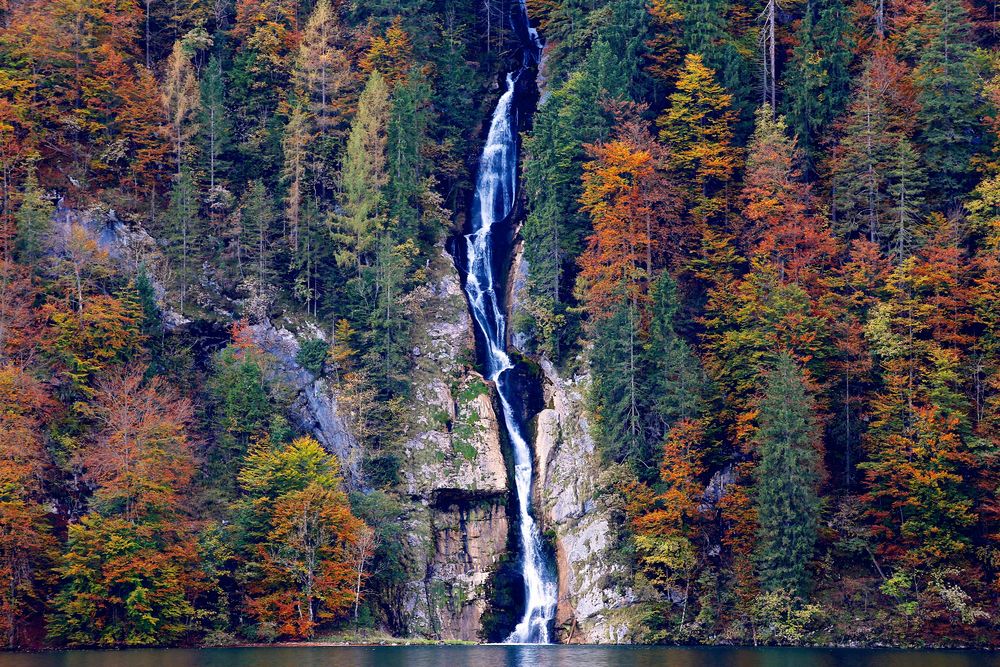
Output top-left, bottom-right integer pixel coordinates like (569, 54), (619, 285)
(14, 168), (53, 264)
(829, 51), (922, 250)
(754, 352), (821, 596)
(644, 272), (706, 441)
(386, 72), (432, 244)
(166, 169), (201, 314)
(914, 0), (978, 203)
(199, 55), (230, 191)
(237, 180), (278, 290)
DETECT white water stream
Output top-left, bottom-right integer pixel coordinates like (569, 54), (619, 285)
(462, 0), (555, 644)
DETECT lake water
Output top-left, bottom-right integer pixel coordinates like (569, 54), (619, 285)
(2, 645), (997, 667)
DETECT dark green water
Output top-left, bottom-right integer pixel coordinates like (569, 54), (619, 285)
(2, 646), (997, 667)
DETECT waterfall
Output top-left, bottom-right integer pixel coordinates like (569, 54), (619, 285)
(462, 0), (556, 645)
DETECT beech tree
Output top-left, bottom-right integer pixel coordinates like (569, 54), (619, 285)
(237, 436), (366, 639)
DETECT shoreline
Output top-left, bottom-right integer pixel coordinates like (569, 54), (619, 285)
(10, 640), (998, 653)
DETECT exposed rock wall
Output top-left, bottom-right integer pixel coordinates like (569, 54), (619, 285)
(393, 250), (511, 640)
(251, 249), (512, 641)
(509, 239), (638, 643)
(534, 358), (638, 643)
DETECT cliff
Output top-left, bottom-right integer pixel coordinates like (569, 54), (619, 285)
(251, 249), (513, 642)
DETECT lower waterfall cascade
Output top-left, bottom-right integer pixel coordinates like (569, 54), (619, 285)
(461, 0), (556, 645)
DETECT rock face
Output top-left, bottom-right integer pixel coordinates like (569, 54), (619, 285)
(533, 358), (637, 643)
(392, 249), (511, 640)
(508, 238), (638, 643)
(247, 322), (363, 483)
(251, 249), (512, 641)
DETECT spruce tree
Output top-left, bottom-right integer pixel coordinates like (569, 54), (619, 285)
(814, 0), (853, 127)
(784, 5), (825, 163)
(14, 168), (54, 264)
(238, 180), (278, 290)
(915, 0), (978, 203)
(387, 72), (431, 245)
(166, 169), (201, 315)
(590, 295), (647, 471)
(199, 55), (231, 191)
(754, 352), (821, 596)
(644, 273), (706, 445)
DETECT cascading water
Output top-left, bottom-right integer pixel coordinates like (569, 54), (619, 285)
(462, 0), (555, 646)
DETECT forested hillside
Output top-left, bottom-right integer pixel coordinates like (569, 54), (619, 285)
(0, 0), (999, 650)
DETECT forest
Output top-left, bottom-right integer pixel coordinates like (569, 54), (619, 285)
(0, 0), (999, 650)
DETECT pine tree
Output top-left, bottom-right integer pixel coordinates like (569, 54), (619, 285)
(199, 55), (231, 191)
(293, 0), (355, 135)
(14, 168), (53, 264)
(292, 0), (356, 193)
(521, 49), (618, 358)
(885, 137), (928, 261)
(914, 0), (978, 203)
(814, 0), (853, 128)
(754, 352), (821, 596)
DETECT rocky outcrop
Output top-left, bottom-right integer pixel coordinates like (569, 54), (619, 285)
(533, 357), (637, 643)
(247, 322), (363, 483)
(390, 250), (512, 640)
(247, 249), (512, 641)
(246, 250), (513, 641)
(507, 236), (638, 642)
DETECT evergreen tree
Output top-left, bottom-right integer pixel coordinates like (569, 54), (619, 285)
(386, 72), (432, 246)
(237, 180), (279, 290)
(914, 0), (979, 203)
(590, 295), (647, 470)
(199, 55), (231, 191)
(814, 0), (853, 127)
(885, 137), (929, 261)
(166, 169), (201, 315)
(829, 51), (923, 251)
(521, 41), (626, 358)
(783, 5), (825, 164)
(754, 352), (821, 596)
(14, 168), (54, 264)
(643, 272), (706, 443)
(781, 0), (854, 162)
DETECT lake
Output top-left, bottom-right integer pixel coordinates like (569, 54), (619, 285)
(2, 645), (997, 667)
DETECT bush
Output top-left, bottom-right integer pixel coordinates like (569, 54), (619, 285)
(296, 338), (329, 376)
